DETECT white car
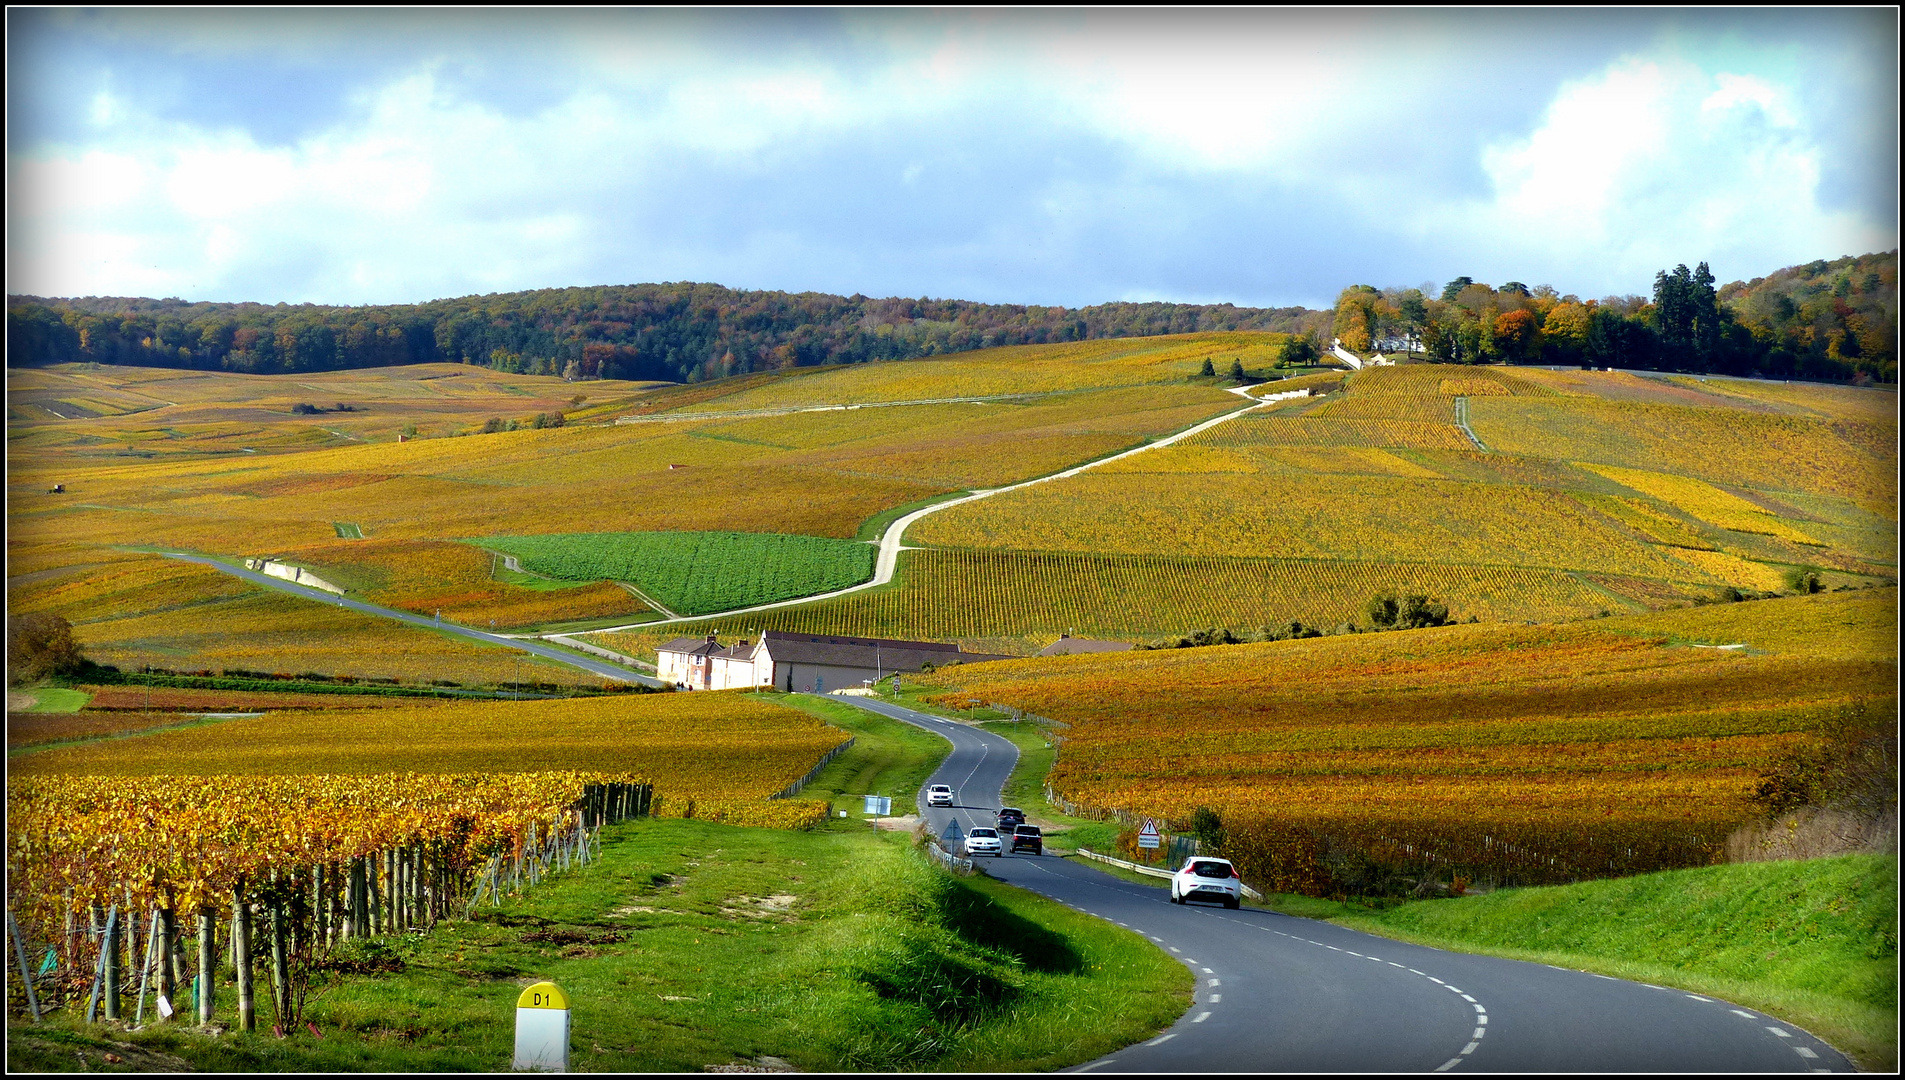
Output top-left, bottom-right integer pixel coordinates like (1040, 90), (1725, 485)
(964, 827), (1003, 857)
(926, 784), (954, 807)
(1170, 857), (1243, 909)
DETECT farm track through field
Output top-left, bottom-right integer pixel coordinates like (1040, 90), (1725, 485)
(154, 388), (1270, 684)
(157, 553), (668, 687)
(575, 386), (1275, 636)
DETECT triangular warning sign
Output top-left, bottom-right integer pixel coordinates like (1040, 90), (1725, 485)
(1138, 817), (1160, 838)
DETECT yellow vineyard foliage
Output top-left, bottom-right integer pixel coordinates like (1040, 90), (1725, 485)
(1468, 396), (1897, 516)
(667, 334), (1289, 412)
(1183, 414), (1472, 451)
(12, 688), (849, 781)
(1569, 493), (1717, 550)
(594, 549), (1644, 660)
(1582, 463), (1825, 546)
(7, 690), (843, 930)
(914, 469), (1702, 579)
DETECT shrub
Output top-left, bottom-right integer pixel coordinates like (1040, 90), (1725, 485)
(1783, 566), (1825, 594)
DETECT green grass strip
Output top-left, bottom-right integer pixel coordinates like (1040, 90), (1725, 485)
(18, 687), (90, 713)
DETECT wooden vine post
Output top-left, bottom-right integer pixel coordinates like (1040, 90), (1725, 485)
(197, 907), (217, 1024)
(101, 907), (121, 1021)
(268, 889), (290, 1026)
(232, 886), (256, 1033)
(154, 906), (176, 1019)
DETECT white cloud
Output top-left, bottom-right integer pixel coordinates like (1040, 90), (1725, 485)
(1440, 54), (1889, 291)
(6, 13), (1895, 306)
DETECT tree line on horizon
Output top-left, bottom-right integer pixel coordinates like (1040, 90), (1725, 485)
(3, 283), (1324, 384)
(1331, 251), (1896, 383)
(6, 251), (1893, 385)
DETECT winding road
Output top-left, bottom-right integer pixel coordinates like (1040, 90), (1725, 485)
(835, 696), (1854, 1074)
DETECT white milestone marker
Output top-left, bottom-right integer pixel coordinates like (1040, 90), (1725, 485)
(514, 981), (571, 1072)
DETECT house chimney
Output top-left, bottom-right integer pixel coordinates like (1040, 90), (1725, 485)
(705, 633), (717, 644)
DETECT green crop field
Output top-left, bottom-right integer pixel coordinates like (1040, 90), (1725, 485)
(479, 530), (876, 616)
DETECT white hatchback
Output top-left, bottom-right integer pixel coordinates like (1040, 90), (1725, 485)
(925, 784), (954, 807)
(964, 827), (1003, 857)
(1170, 857), (1243, 909)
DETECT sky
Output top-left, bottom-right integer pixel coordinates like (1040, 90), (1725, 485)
(6, 9), (1898, 310)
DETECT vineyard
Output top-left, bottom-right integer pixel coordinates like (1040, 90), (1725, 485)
(283, 538), (649, 628)
(658, 333), (1289, 413)
(7, 710), (199, 751)
(1181, 415), (1472, 451)
(11, 689), (849, 783)
(4, 554), (602, 686)
(9, 349), (1246, 686)
(5, 690), (846, 1027)
(1581, 464), (1826, 545)
(912, 588), (1897, 894)
(7, 772), (660, 1030)
(1467, 395), (1897, 515)
(8, 353), (1894, 698)
(481, 530), (876, 616)
(590, 548), (1651, 659)
(913, 467), (1713, 577)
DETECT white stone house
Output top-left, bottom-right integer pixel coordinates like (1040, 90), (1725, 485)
(656, 631), (1012, 692)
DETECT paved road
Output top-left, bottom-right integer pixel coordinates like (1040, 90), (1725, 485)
(162, 553), (668, 687)
(835, 696), (1853, 1074)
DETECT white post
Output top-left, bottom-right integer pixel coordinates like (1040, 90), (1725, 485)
(513, 981), (570, 1071)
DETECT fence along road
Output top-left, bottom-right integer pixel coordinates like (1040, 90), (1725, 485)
(831, 696), (1853, 1074)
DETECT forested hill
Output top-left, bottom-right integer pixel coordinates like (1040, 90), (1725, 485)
(5, 283), (1325, 383)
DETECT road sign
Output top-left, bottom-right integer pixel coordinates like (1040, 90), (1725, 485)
(864, 795), (891, 815)
(1137, 817), (1161, 850)
(942, 819), (964, 849)
(514, 981), (571, 1072)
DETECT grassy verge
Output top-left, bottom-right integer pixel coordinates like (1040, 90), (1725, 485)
(764, 692), (951, 817)
(8, 819), (1189, 1073)
(852, 491), (977, 543)
(1263, 855), (1896, 1071)
(20, 687), (90, 713)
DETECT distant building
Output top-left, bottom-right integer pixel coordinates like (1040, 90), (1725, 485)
(656, 631), (1015, 693)
(1038, 634), (1134, 657)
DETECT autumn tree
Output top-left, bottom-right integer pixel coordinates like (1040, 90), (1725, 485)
(1493, 309), (1541, 363)
(1542, 300), (1593, 364)
(9, 612), (84, 684)
(1332, 286), (1381, 354)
